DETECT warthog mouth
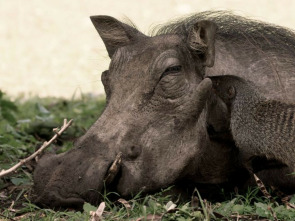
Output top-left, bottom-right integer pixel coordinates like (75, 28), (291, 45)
(104, 152), (122, 186)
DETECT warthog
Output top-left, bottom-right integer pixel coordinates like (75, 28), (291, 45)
(33, 11), (295, 208)
(209, 75), (295, 172)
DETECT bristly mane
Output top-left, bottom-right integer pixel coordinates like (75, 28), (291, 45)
(151, 11), (295, 57)
(151, 11), (295, 100)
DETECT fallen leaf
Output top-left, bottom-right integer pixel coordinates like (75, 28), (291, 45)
(118, 198), (131, 216)
(0, 191), (8, 199)
(14, 212), (46, 220)
(165, 201), (177, 211)
(136, 214), (162, 221)
(90, 202), (105, 221)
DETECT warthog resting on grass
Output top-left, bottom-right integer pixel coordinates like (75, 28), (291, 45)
(33, 11), (295, 208)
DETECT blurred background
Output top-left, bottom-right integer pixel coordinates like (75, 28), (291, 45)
(0, 0), (295, 98)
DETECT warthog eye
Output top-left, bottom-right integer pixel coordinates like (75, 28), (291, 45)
(161, 65), (182, 79)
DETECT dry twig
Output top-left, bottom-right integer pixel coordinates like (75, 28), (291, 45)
(282, 196), (295, 209)
(271, 187), (295, 209)
(0, 119), (73, 178)
(253, 173), (273, 200)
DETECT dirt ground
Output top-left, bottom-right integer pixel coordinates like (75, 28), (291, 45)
(0, 0), (295, 98)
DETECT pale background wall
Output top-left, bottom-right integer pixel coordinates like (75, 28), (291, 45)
(0, 0), (294, 98)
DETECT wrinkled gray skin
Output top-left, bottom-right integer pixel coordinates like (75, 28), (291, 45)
(33, 11), (295, 208)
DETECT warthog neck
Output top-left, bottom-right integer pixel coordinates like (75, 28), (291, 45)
(184, 111), (240, 184)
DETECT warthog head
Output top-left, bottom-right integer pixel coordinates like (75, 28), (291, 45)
(33, 15), (240, 208)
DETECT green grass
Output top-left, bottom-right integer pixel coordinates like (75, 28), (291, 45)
(0, 91), (295, 220)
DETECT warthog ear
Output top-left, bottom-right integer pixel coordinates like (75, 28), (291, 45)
(90, 15), (146, 57)
(187, 20), (217, 67)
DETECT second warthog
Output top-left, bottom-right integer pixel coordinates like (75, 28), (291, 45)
(209, 75), (295, 172)
(33, 11), (295, 208)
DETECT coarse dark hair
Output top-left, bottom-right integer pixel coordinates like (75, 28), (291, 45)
(152, 11), (295, 56)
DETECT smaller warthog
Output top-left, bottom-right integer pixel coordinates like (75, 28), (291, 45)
(209, 75), (295, 172)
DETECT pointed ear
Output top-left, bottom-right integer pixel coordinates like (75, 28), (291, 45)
(187, 20), (217, 67)
(90, 15), (146, 57)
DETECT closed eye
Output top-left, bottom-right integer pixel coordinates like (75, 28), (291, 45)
(160, 65), (182, 79)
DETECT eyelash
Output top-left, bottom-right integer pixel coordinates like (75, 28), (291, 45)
(160, 65), (182, 79)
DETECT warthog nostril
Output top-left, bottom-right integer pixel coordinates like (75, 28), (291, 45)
(104, 152), (122, 185)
